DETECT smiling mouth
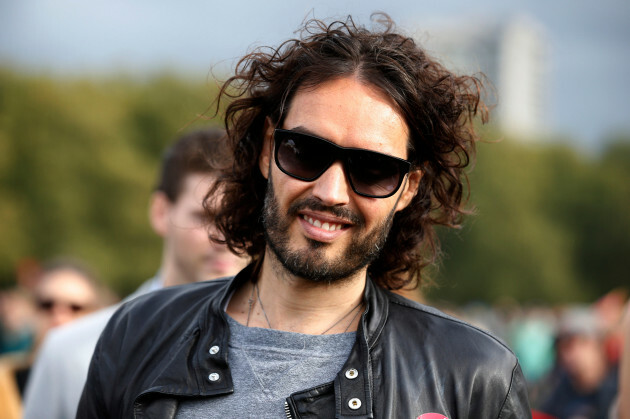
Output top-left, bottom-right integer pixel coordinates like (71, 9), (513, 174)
(301, 214), (345, 231)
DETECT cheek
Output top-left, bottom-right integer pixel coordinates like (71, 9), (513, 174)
(195, 227), (212, 246)
(180, 226), (211, 248)
(170, 222), (202, 248)
(271, 170), (306, 205)
(358, 200), (392, 227)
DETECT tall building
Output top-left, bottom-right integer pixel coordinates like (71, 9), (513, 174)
(423, 15), (549, 140)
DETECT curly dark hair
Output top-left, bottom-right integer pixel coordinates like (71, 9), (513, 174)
(208, 13), (487, 290)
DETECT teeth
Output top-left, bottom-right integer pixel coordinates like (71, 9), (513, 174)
(303, 215), (343, 231)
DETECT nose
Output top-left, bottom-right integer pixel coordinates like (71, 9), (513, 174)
(49, 306), (77, 328)
(311, 161), (351, 206)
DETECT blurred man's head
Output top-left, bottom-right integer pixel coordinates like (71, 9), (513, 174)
(555, 307), (609, 392)
(34, 260), (109, 332)
(150, 128), (248, 286)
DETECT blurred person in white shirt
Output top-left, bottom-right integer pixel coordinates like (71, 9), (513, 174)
(22, 128), (248, 419)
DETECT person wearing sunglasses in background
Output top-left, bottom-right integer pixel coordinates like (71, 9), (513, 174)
(0, 259), (113, 419)
(31, 261), (114, 333)
(78, 14), (531, 418)
(21, 128), (248, 419)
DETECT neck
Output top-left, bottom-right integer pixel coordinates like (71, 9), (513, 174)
(159, 248), (189, 288)
(227, 249), (366, 334)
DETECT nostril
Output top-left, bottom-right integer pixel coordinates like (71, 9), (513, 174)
(311, 162), (351, 204)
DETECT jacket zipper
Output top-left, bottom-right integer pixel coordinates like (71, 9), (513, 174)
(284, 401), (293, 418)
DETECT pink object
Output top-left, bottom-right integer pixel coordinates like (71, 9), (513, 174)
(531, 410), (557, 419)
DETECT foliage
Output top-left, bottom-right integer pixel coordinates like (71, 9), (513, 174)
(429, 135), (630, 304)
(0, 68), (628, 303)
(0, 69), (220, 296)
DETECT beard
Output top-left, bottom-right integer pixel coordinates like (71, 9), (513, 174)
(262, 180), (397, 284)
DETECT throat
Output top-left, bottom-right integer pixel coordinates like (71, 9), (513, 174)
(238, 257), (367, 335)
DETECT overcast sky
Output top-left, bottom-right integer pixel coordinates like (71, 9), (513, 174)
(1, 0), (629, 151)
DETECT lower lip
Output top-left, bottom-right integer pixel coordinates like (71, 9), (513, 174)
(298, 216), (347, 243)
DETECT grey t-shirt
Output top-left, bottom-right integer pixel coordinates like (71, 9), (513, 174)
(176, 315), (356, 418)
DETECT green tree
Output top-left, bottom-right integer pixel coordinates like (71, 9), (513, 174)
(0, 70), (220, 296)
(431, 139), (582, 304)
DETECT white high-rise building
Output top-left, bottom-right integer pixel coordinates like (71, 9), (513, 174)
(422, 15), (549, 140)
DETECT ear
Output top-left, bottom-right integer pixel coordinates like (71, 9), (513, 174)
(395, 169), (422, 212)
(258, 117), (275, 180)
(149, 191), (171, 237)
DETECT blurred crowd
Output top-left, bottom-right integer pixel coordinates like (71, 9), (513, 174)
(445, 288), (628, 418)
(0, 257), (117, 417)
(2, 264), (627, 418)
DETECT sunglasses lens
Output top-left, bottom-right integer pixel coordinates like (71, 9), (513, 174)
(347, 152), (403, 197)
(274, 129), (410, 198)
(70, 304), (85, 313)
(38, 300), (54, 311)
(37, 299), (86, 313)
(276, 134), (332, 180)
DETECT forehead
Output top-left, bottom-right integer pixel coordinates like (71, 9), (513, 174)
(283, 77), (409, 158)
(38, 269), (95, 298)
(175, 173), (216, 205)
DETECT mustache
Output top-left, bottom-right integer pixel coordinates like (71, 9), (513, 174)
(287, 197), (363, 226)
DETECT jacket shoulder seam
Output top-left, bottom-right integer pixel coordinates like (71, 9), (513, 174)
(497, 359), (521, 419)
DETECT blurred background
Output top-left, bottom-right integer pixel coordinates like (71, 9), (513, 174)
(1, 0), (628, 300)
(1, 0), (629, 413)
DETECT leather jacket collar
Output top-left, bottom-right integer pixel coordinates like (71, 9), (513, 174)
(134, 264), (385, 417)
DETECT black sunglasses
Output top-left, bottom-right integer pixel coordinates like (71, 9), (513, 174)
(273, 129), (412, 198)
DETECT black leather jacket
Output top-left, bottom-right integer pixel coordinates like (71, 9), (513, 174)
(77, 266), (531, 418)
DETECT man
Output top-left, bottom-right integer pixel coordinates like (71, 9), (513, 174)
(22, 128), (247, 419)
(0, 259), (111, 419)
(538, 307), (619, 418)
(78, 15), (531, 418)
(30, 260), (114, 335)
